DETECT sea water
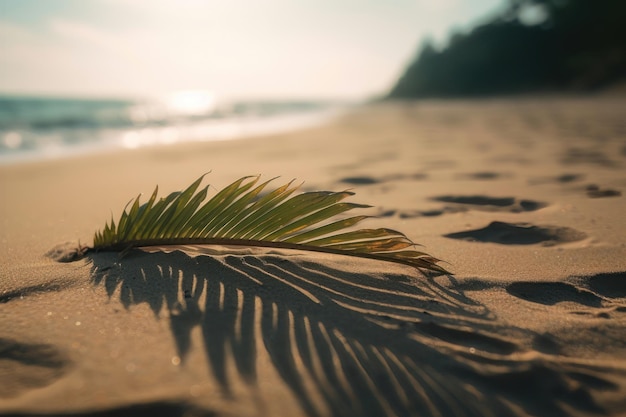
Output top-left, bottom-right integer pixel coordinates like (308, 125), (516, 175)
(0, 93), (346, 164)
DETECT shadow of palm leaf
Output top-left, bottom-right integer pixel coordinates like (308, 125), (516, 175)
(89, 249), (616, 417)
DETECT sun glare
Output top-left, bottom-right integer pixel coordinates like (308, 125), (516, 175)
(165, 90), (216, 116)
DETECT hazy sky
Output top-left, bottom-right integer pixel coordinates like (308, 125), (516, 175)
(0, 0), (504, 100)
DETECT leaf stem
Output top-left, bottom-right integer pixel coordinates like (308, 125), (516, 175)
(88, 238), (449, 274)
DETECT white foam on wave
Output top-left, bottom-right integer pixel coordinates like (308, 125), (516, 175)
(0, 100), (349, 165)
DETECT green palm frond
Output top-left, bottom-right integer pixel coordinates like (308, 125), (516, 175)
(91, 174), (449, 274)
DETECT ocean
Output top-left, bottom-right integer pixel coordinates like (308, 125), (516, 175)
(0, 93), (347, 164)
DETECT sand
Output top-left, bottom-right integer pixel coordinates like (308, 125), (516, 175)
(1, 96), (625, 417)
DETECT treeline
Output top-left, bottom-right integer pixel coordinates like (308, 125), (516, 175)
(388, 0), (626, 98)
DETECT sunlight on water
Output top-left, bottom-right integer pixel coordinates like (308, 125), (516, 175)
(0, 94), (350, 163)
(3, 131), (22, 149)
(165, 90), (216, 116)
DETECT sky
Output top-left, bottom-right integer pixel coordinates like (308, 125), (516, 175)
(0, 0), (505, 100)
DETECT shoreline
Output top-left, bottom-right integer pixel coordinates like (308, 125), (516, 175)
(0, 99), (349, 167)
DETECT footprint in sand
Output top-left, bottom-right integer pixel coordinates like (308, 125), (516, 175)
(561, 148), (619, 167)
(506, 282), (603, 308)
(456, 171), (509, 180)
(585, 272), (626, 299)
(399, 207), (464, 218)
(338, 172), (427, 186)
(0, 338), (70, 398)
(443, 221), (586, 246)
(338, 176), (380, 185)
(585, 184), (622, 198)
(528, 173), (585, 185)
(399, 196), (547, 218)
(555, 173), (585, 183)
(506, 272), (626, 318)
(433, 195), (547, 212)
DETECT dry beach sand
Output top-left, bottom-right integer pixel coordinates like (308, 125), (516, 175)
(1, 97), (626, 417)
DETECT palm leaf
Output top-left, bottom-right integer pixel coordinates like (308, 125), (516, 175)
(90, 175), (449, 274)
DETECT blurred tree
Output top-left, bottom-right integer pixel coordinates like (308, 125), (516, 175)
(389, 0), (626, 98)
